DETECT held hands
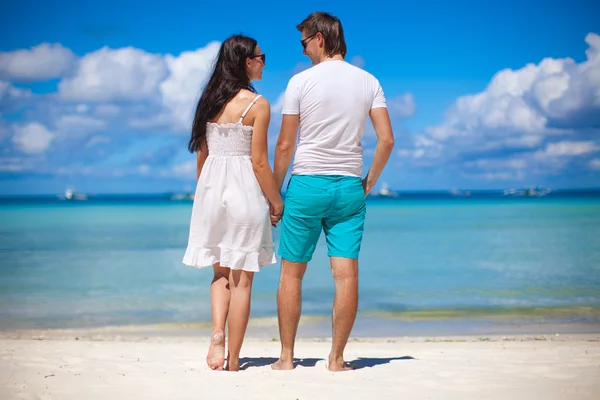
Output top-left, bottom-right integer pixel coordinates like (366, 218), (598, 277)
(270, 201), (284, 227)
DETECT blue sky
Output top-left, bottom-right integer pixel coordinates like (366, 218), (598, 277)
(1, 0), (599, 194)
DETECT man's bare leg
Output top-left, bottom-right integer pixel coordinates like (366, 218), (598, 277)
(271, 259), (308, 370)
(328, 256), (359, 372)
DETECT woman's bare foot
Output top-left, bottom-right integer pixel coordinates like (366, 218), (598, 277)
(271, 358), (295, 370)
(206, 329), (225, 370)
(327, 355), (354, 372)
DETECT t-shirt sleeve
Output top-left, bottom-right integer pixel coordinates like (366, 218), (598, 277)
(281, 75), (301, 115)
(371, 79), (387, 109)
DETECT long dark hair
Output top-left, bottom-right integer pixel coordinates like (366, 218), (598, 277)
(188, 35), (258, 153)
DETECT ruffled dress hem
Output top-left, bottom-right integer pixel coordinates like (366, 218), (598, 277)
(182, 245), (277, 272)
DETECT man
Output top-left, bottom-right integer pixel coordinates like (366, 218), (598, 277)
(271, 11), (395, 372)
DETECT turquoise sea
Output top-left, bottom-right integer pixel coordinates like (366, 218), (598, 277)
(1, 192), (600, 336)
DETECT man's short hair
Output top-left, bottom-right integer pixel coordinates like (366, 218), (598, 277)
(297, 12), (347, 58)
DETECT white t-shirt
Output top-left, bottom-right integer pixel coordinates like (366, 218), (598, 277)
(282, 60), (387, 177)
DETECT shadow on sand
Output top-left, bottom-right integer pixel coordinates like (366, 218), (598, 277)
(348, 356), (415, 369)
(238, 356), (414, 370)
(239, 357), (323, 370)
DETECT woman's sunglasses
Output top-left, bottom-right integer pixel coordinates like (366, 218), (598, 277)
(249, 54), (266, 64)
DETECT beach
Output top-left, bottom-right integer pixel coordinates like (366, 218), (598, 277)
(1, 195), (599, 398)
(1, 327), (599, 400)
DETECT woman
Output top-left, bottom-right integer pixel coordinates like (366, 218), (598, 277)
(182, 35), (283, 372)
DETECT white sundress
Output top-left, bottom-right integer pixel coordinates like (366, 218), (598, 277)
(182, 95), (276, 272)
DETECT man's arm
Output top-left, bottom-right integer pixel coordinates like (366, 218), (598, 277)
(363, 108), (394, 195)
(274, 114), (299, 191)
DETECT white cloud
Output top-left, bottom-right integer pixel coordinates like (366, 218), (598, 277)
(467, 158), (528, 170)
(159, 42), (220, 130)
(0, 157), (34, 173)
(94, 104), (121, 117)
(56, 166), (93, 176)
(388, 93), (416, 119)
(0, 43), (76, 81)
(463, 170), (526, 182)
(171, 160), (195, 177)
(0, 80), (31, 100)
(397, 148), (425, 159)
(482, 171), (523, 181)
(0, 164), (23, 172)
(441, 86), (548, 139)
(272, 92), (285, 113)
(12, 122), (55, 154)
(537, 33), (600, 122)
(292, 62), (311, 75)
(415, 135), (441, 148)
(410, 32), (600, 180)
(350, 55), (365, 69)
(139, 164), (150, 174)
(76, 104), (89, 113)
(541, 140), (599, 156)
(55, 115), (107, 135)
(85, 135), (110, 148)
(424, 125), (459, 141)
(0, 81), (32, 113)
(589, 158), (600, 169)
(424, 32), (600, 147)
(503, 135), (544, 148)
(0, 157), (25, 172)
(128, 113), (171, 129)
(0, 120), (7, 142)
(59, 47), (167, 102)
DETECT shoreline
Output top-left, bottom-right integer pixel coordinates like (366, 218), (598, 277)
(1, 314), (599, 342)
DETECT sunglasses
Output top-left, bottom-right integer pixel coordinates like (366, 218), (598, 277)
(249, 53), (266, 64)
(300, 33), (318, 50)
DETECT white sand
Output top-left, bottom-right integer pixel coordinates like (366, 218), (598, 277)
(1, 333), (599, 400)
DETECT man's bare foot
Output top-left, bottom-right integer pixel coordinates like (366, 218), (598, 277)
(271, 358), (295, 370)
(206, 329), (225, 370)
(225, 355), (240, 372)
(327, 356), (354, 372)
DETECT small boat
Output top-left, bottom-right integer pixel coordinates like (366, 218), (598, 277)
(58, 188), (88, 201)
(169, 192), (194, 201)
(503, 187), (552, 197)
(374, 182), (398, 197)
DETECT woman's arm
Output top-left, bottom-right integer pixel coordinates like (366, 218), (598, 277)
(196, 138), (209, 181)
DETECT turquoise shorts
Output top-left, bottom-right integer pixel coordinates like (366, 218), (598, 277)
(278, 175), (366, 262)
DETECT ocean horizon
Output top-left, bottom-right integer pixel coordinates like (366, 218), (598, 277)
(2, 186), (600, 200)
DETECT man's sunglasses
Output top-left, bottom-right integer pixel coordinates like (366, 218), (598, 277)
(300, 33), (318, 50)
(249, 54), (266, 64)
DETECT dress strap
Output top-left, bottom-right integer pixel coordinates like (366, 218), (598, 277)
(238, 95), (263, 123)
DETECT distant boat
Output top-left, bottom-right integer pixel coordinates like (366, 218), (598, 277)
(169, 192), (194, 201)
(373, 182), (398, 197)
(503, 187), (552, 197)
(451, 189), (471, 197)
(58, 188), (88, 201)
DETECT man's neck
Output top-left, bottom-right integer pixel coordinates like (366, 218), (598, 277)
(316, 54), (344, 64)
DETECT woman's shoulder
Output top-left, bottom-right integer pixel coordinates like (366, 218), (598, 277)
(238, 90), (269, 109)
(239, 88), (265, 98)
